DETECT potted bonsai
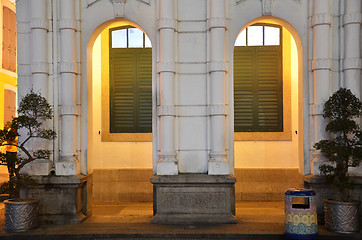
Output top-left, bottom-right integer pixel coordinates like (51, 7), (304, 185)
(315, 88), (362, 233)
(0, 90), (56, 232)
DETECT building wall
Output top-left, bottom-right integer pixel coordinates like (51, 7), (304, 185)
(16, 0), (362, 202)
(0, 0), (17, 129)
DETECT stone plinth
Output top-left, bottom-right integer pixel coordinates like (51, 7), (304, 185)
(151, 174), (236, 224)
(304, 175), (362, 224)
(20, 174), (91, 225)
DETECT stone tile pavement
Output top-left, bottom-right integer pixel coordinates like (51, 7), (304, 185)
(0, 202), (360, 239)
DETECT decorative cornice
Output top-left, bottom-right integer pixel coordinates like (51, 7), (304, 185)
(158, 105), (176, 116)
(208, 17), (227, 30)
(157, 62), (175, 73)
(343, 58), (362, 70)
(113, 0), (126, 17)
(59, 62), (78, 74)
(31, 62), (49, 74)
(60, 105), (79, 116)
(312, 13), (331, 27)
(312, 58), (332, 71)
(30, 18), (48, 31)
(312, 104), (324, 115)
(262, 0), (273, 16)
(209, 61), (228, 72)
(208, 105), (227, 116)
(158, 18), (176, 30)
(59, 19), (77, 31)
(344, 12), (362, 26)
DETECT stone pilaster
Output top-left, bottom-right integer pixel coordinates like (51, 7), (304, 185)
(56, 0), (80, 176)
(208, 0), (229, 175)
(156, 0), (178, 175)
(311, 0), (331, 175)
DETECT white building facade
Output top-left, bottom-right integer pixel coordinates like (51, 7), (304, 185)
(16, 0), (361, 224)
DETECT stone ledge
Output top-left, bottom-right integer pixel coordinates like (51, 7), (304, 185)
(151, 174), (236, 184)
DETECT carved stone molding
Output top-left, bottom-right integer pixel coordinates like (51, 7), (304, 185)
(208, 17), (227, 30)
(209, 61), (228, 72)
(344, 12), (362, 26)
(312, 58), (332, 71)
(157, 62), (176, 73)
(158, 18), (176, 30)
(343, 58), (362, 70)
(59, 62), (78, 74)
(113, 0), (126, 17)
(59, 19), (77, 31)
(31, 62), (49, 74)
(312, 13), (331, 27)
(30, 18), (48, 31)
(208, 105), (227, 116)
(262, 0), (273, 16)
(312, 104), (324, 115)
(158, 105), (176, 116)
(158, 151), (177, 161)
(60, 105), (79, 116)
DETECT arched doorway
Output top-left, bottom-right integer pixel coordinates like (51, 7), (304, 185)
(87, 20), (154, 203)
(233, 18), (303, 201)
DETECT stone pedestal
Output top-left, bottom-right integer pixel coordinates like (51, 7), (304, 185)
(20, 174), (91, 225)
(151, 174), (236, 224)
(304, 175), (362, 224)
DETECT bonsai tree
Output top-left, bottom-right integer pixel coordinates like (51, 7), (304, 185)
(315, 88), (362, 202)
(0, 90), (56, 199)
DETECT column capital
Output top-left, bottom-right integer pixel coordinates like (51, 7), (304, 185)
(157, 62), (176, 73)
(60, 105), (79, 116)
(208, 61), (228, 72)
(158, 18), (176, 30)
(207, 17), (227, 30)
(59, 62), (78, 74)
(208, 105), (227, 116)
(312, 58), (332, 71)
(31, 62), (49, 74)
(343, 12), (362, 26)
(312, 13), (331, 27)
(158, 105), (176, 116)
(59, 18), (77, 31)
(30, 18), (49, 31)
(343, 58), (362, 70)
(312, 104), (324, 116)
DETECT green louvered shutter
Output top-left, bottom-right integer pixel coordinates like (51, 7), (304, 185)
(234, 46), (282, 132)
(110, 48), (152, 133)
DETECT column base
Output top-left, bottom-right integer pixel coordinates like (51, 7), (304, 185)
(151, 174), (236, 224)
(20, 174), (91, 225)
(156, 161), (178, 175)
(19, 159), (52, 175)
(55, 160), (80, 176)
(208, 161), (230, 175)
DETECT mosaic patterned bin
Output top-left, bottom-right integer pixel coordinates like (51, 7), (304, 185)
(285, 188), (318, 239)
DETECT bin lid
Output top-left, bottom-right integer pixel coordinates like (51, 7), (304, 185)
(285, 188), (316, 196)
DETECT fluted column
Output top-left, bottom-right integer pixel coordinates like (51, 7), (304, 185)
(156, 0), (178, 175)
(55, 0), (79, 175)
(208, 0), (229, 175)
(311, 0), (331, 175)
(343, 0), (361, 98)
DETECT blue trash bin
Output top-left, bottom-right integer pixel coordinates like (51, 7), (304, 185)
(284, 188), (318, 239)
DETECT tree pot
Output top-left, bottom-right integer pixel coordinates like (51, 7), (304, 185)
(4, 198), (39, 232)
(324, 199), (361, 233)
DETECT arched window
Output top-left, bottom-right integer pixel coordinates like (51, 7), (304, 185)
(2, 7), (16, 72)
(109, 26), (152, 133)
(234, 23), (283, 132)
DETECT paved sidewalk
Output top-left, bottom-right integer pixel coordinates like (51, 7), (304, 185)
(0, 202), (360, 239)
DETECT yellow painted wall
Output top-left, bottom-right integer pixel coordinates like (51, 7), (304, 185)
(234, 28), (300, 169)
(0, 0), (17, 130)
(90, 34), (152, 169)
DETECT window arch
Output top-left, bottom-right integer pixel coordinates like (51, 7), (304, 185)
(234, 23), (283, 132)
(109, 26), (152, 133)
